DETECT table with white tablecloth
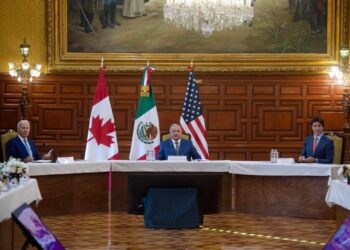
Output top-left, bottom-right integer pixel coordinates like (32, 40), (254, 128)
(110, 160), (232, 214)
(326, 179), (350, 227)
(229, 161), (339, 177)
(28, 161), (110, 216)
(25, 160), (339, 218)
(0, 179), (42, 250)
(229, 161), (340, 219)
(0, 179), (42, 222)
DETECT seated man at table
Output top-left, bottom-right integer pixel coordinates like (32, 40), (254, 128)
(157, 123), (201, 161)
(6, 120), (53, 163)
(298, 116), (334, 164)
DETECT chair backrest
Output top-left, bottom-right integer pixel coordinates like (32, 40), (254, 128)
(1, 129), (17, 161)
(161, 133), (191, 141)
(326, 132), (344, 164)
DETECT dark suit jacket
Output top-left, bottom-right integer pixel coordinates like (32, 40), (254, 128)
(300, 134), (334, 164)
(157, 139), (201, 161)
(6, 136), (40, 161)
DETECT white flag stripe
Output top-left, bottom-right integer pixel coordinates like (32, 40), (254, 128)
(180, 117), (207, 159)
(129, 106), (160, 160)
(85, 140), (117, 160)
(190, 118), (207, 147)
(87, 97), (116, 139)
(85, 96), (119, 160)
(189, 121), (208, 159)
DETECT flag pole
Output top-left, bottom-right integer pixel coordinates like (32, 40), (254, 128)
(100, 57), (112, 214)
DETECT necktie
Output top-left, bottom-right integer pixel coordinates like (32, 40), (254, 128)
(174, 141), (179, 155)
(312, 137), (318, 154)
(24, 138), (33, 157)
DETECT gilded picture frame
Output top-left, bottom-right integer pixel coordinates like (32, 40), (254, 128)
(48, 0), (347, 72)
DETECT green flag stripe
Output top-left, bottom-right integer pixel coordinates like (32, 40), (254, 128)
(135, 85), (156, 119)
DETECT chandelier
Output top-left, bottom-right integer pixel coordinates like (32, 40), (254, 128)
(163, 0), (254, 37)
(329, 48), (350, 130)
(8, 39), (42, 119)
(8, 39), (42, 83)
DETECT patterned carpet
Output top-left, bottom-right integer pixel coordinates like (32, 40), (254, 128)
(35, 212), (335, 250)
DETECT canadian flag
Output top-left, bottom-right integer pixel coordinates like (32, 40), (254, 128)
(85, 66), (119, 160)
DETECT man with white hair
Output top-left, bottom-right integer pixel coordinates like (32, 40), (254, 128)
(157, 123), (201, 161)
(6, 120), (52, 162)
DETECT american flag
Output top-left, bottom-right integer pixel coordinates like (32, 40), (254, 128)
(180, 67), (209, 159)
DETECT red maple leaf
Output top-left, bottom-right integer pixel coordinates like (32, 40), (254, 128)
(89, 115), (115, 147)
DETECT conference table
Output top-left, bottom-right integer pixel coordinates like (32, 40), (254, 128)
(26, 160), (340, 219)
(110, 160), (232, 214)
(0, 179), (42, 250)
(230, 161), (339, 219)
(326, 179), (350, 227)
(28, 161), (110, 216)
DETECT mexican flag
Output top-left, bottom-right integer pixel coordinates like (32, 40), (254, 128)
(129, 66), (160, 160)
(85, 66), (119, 160)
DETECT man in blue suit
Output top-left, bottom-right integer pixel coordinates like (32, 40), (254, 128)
(6, 120), (52, 162)
(299, 117), (334, 164)
(157, 124), (201, 161)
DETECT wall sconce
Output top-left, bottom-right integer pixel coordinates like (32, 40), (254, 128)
(329, 47), (350, 130)
(8, 38), (42, 119)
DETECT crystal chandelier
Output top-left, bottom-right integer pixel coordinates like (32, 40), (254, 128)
(164, 0), (254, 37)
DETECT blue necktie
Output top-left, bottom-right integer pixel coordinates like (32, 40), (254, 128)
(175, 141), (179, 155)
(24, 138), (33, 157)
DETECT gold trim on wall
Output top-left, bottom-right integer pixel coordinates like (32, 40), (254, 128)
(48, 0), (346, 72)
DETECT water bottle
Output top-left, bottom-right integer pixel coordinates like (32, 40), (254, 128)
(146, 150), (154, 161)
(270, 149), (277, 163)
(270, 149), (274, 163)
(150, 150), (154, 161)
(275, 149), (279, 162)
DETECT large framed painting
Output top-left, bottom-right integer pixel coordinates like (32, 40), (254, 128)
(48, 0), (347, 72)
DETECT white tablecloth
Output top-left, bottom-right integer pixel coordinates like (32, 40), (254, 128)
(229, 161), (340, 177)
(326, 180), (350, 210)
(0, 179), (42, 222)
(26, 160), (339, 177)
(27, 161), (111, 176)
(110, 160), (231, 172)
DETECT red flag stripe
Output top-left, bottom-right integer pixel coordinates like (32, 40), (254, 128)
(108, 153), (119, 160)
(190, 118), (209, 159)
(137, 145), (160, 160)
(187, 121), (209, 159)
(180, 118), (208, 159)
(195, 116), (207, 138)
(93, 68), (108, 105)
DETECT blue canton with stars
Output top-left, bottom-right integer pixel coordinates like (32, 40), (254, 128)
(182, 70), (203, 123)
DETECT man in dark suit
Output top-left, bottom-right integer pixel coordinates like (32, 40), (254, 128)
(6, 120), (52, 162)
(157, 123), (201, 161)
(299, 117), (334, 164)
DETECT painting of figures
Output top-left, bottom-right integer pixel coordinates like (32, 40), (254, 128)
(67, 0), (327, 54)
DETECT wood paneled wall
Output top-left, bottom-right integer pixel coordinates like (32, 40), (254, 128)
(0, 72), (344, 161)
